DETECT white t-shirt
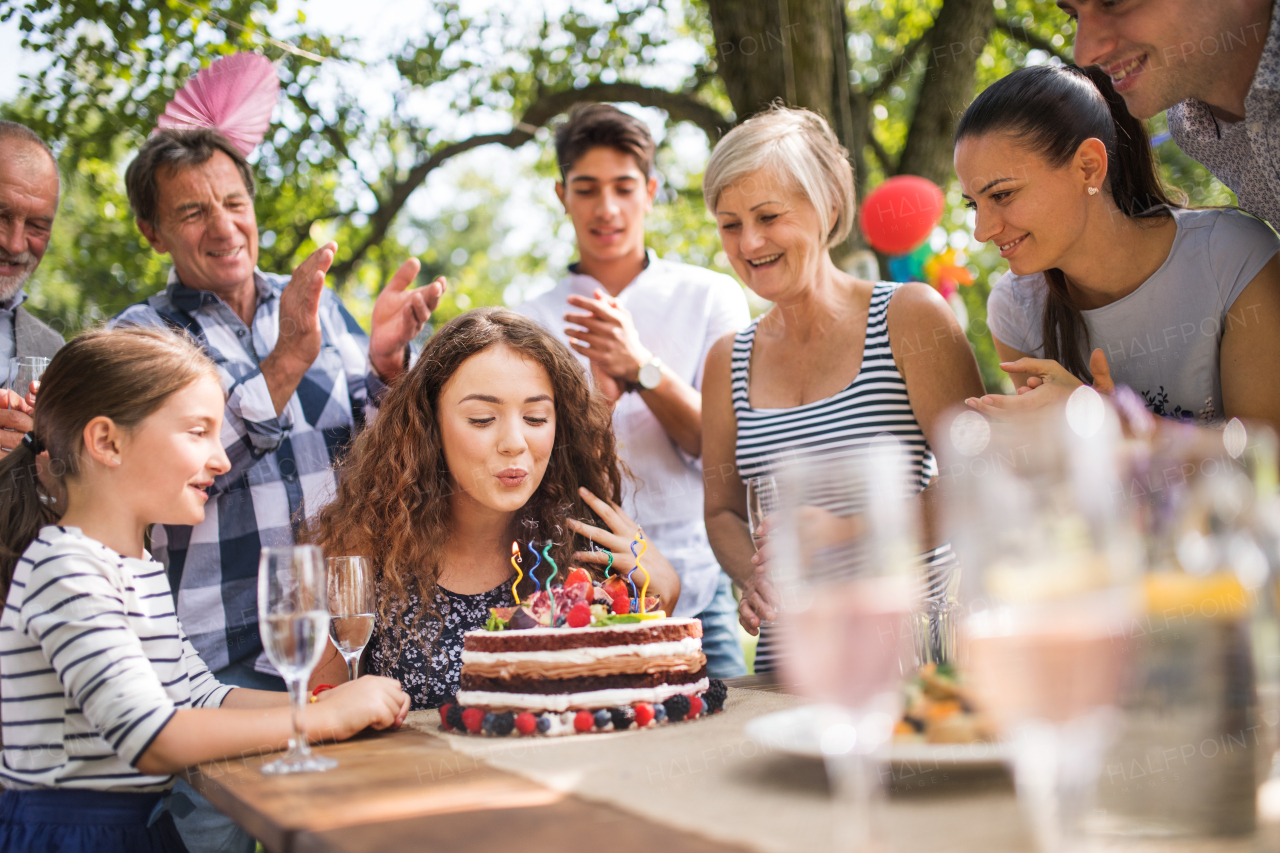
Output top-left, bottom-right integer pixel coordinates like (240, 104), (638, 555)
(987, 208), (1280, 425)
(516, 251), (750, 616)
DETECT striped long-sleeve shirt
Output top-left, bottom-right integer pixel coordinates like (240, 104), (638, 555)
(0, 526), (232, 791)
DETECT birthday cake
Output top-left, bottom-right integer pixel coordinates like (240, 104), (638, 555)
(442, 557), (728, 737)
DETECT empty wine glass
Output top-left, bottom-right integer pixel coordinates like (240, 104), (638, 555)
(746, 474), (779, 552)
(258, 545), (336, 775)
(940, 393), (1142, 853)
(327, 557), (375, 684)
(8, 356), (49, 399)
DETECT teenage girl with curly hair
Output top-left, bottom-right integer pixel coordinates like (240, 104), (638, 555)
(310, 308), (680, 708)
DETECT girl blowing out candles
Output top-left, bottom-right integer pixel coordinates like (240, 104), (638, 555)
(310, 308), (680, 708)
(0, 328), (409, 853)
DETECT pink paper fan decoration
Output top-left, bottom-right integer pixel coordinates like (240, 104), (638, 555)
(158, 53), (279, 156)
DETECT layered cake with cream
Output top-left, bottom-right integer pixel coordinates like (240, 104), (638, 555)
(441, 566), (728, 736)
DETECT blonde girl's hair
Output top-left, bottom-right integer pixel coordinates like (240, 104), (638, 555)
(0, 326), (220, 599)
(702, 105), (856, 248)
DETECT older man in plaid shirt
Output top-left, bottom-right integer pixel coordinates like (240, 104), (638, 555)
(111, 129), (441, 690)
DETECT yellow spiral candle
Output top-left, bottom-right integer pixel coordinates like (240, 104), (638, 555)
(635, 529), (651, 614)
(510, 541), (523, 605)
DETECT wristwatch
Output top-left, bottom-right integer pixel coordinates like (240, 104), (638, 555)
(636, 355), (664, 391)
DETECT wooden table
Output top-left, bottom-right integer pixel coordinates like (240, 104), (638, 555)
(188, 679), (777, 853)
(186, 676), (1278, 853)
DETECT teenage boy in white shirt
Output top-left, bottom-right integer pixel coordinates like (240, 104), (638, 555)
(517, 104), (750, 677)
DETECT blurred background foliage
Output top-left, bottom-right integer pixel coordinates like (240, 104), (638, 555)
(1, 0), (1238, 389)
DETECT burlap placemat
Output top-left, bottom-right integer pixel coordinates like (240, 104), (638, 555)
(406, 688), (1034, 853)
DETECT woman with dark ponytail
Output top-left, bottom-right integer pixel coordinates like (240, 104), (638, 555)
(956, 64), (1280, 431)
(0, 327), (409, 853)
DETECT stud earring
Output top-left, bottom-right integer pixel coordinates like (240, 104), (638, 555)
(1088, 186), (1099, 196)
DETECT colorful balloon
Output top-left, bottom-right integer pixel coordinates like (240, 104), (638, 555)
(859, 176), (945, 255)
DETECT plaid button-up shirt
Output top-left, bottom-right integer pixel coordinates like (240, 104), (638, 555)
(1168, 2), (1280, 229)
(111, 269), (385, 674)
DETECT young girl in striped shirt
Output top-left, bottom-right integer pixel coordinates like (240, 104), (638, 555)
(0, 327), (409, 853)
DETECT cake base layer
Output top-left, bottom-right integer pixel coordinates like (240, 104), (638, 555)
(455, 677), (709, 713)
(460, 666), (708, 695)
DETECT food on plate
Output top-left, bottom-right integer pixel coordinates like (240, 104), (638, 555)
(893, 663), (994, 744)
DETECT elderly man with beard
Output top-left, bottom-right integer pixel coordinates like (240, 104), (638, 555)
(0, 121), (64, 455)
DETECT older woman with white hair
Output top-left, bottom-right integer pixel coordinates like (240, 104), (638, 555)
(700, 106), (985, 671)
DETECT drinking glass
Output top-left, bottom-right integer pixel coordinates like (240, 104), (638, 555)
(940, 393), (1141, 853)
(258, 545), (337, 775)
(771, 445), (919, 851)
(746, 474), (779, 552)
(327, 556), (375, 683)
(8, 356), (49, 398)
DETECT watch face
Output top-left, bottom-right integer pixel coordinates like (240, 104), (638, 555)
(639, 361), (662, 390)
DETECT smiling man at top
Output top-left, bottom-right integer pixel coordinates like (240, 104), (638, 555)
(0, 122), (65, 455)
(111, 128), (443, 694)
(516, 104), (751, 678)
(1062, 0), (1279, 228)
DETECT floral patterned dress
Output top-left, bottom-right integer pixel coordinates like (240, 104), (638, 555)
(366, 578), (515, 710)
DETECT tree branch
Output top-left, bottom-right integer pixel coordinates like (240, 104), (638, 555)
(328, 83), (729, 284)
(864, 30), (930, 102)
(995, 17), (1071, 64)
(866, 130), (894, 177)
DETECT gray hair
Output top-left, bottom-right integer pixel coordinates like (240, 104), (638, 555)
(0, 120), (61, 193)
(702, 106), (855, 248)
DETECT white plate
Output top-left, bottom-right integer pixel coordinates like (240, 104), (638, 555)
(743, 704), (1010, 768)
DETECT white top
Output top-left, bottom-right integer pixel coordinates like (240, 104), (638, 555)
(516, 251), (750, 616)
(987, 208), (1280, 425)
(0, 526), (232, 792)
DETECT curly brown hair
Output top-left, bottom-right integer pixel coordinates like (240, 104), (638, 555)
(310, 307), (623, 654)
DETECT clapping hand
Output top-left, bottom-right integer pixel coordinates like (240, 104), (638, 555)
(965, 348), (1114, 417)
(564, 289), (650, 385)
(370, 258), (445, 381)
(275, 242), (337, 372)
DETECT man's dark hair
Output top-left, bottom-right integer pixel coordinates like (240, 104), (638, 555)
(125, 128), (256, 228)
(0, 120), (61, 189)
(553, 104), (656, 181)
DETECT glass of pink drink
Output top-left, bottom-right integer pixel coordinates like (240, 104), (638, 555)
(773, 446), (921, 852)
(940, 394), (1142, 853)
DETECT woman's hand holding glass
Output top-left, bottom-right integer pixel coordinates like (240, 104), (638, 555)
(739, 507), (864, 634)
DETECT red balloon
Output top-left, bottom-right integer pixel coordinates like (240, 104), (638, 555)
(859, 176), (945, 255)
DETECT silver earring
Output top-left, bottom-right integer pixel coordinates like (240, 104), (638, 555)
(1088, 186), (1099, 196)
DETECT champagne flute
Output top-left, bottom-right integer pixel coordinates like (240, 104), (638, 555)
(327, 556), (375, 683)
(8, 356), (49, 400)
(941, 393), (1141, 853)
(773, 446), (919, 852)
(258, 546), (337, 775)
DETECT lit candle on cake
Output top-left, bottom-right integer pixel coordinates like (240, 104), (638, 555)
(510, 541), (523, 605)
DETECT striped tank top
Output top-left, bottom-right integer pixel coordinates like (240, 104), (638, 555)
(731, 281), (955, 672)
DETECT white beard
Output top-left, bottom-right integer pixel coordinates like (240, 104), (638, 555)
(0, 271), (29, 305)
